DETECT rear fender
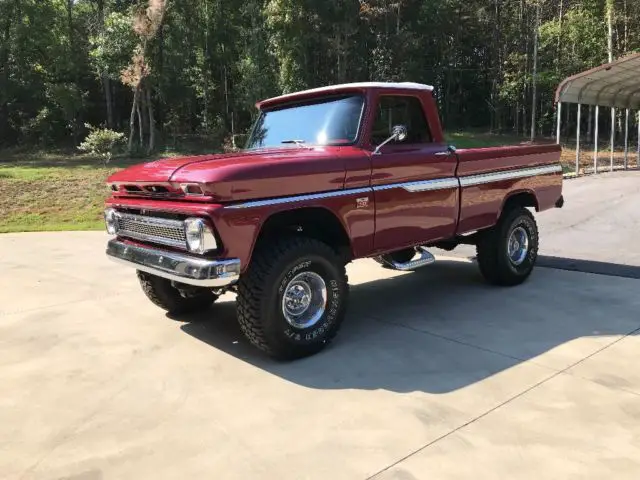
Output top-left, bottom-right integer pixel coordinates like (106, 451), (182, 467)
(498, 190), (539, 220)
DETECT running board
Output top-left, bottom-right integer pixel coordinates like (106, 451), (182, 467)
(380, 247), (436, 271)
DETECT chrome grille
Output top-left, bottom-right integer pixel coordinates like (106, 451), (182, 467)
(115, 212), (186, 249)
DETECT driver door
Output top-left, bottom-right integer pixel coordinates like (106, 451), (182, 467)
(369, 94), (459, 252)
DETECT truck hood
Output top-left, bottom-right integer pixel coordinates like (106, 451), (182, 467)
(108, 148), (294, 183)
(107, 147), (364, 203)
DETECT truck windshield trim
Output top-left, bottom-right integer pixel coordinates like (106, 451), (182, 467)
(245, 94), (366, 150)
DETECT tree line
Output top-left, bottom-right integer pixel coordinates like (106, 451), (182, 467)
(1, 0), (639, 153)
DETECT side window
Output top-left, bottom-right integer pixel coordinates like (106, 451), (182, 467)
(371, 95), (432, 146)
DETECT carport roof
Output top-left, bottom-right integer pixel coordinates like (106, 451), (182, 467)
(555, 52), (640, 109)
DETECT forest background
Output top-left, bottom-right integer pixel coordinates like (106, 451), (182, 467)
(0, 0), (637, 231)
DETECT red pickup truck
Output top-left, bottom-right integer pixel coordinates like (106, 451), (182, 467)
(105, 82), (563, 359)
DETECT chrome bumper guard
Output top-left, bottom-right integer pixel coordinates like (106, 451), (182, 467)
(106, 239), (240, 288)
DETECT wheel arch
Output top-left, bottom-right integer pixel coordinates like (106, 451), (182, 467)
(498, 190), (539, 220)
(251, 206), (353, 262)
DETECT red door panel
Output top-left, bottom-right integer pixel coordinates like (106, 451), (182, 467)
(371, 142), (459, 253)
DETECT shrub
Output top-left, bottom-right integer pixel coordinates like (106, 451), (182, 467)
(78, 125), (126, 164)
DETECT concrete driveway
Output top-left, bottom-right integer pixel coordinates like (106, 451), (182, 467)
(2, 172), (640, 479)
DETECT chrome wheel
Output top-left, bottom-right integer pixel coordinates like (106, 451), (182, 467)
(282, 271), (327, 329)
(508, 226), (529, 266)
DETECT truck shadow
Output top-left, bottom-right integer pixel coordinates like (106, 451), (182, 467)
(178, 259), (640, 394)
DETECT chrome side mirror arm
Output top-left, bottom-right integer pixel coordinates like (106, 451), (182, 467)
(373, 125), (408, 155)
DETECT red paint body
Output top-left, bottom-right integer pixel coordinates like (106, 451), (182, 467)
(106, 84), (563, 272)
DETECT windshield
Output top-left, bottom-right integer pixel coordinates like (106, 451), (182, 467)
(245, 94), (364, 149)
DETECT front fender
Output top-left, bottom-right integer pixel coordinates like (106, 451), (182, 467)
(216, 189), (375, 272)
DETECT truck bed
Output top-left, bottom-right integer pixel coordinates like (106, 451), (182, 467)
(454, 143), (563, 235)
(455, 143), (563, 177)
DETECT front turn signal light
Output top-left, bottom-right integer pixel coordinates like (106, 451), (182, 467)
(104, 208), (118, 235)
(184, 218), (217, 254)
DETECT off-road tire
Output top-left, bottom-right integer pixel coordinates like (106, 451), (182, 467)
(476, 206), (539, 286)
(137, 271), (218, 314)
(236, 236), (349, 360)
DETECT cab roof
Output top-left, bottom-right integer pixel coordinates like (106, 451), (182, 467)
(257, 82), (435, 109)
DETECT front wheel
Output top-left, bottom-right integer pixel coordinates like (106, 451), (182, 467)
(236, 236), (348, 360)
(476, 206), (539, 286)
(137, 271), (218, 314)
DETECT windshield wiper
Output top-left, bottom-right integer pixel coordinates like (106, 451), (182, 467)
(281, 139), (307, 148)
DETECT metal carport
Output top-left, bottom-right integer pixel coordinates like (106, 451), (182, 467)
(555, 52), (640, 174)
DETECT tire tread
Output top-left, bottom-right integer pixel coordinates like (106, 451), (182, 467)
(236, 236), (348, 359)
(476, 206), (539, 286)
(137, 271), (216, 314)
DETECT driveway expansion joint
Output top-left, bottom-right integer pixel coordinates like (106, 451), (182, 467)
(366, 324), (640, 479)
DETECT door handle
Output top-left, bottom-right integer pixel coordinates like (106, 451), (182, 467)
(435, 146), (457, 156)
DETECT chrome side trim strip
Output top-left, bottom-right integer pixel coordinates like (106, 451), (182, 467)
(459, 164), (563, 187)
(373, 177), (460, 193)
(224, 164), (562, 209)
(226, 187), (372, 209)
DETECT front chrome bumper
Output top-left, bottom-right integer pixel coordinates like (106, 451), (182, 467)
(106, 239), (240, 288)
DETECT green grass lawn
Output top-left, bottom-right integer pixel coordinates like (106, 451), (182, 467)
(444, 130), (528, 148)
(0, 151), (123, 233)
(0, 132), (528, 234)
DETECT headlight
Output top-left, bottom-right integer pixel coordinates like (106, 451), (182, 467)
(104, 208), (118, 235)
(184, 218), (217, 254)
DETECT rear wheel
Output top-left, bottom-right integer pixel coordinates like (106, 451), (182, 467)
(236, 236), (348, 360)
(137, 271), (218, 314)
(476, 206), (539, 286)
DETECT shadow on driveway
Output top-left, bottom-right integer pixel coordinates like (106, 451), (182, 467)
(176, 259), (640, 394)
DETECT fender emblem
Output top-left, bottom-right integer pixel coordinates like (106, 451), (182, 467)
(356, 197), (369, 209)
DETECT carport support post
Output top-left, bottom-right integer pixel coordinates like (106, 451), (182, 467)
(594, 105), (599, 173)
(624, 108), (629, 169)
(610, 107), (615, 172)
(575, 104), (581, 174)
(556, 102), (562, 144)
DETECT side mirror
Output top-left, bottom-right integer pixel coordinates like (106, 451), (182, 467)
(392, 125), (408, 142)
(373, 124), (408, 155)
